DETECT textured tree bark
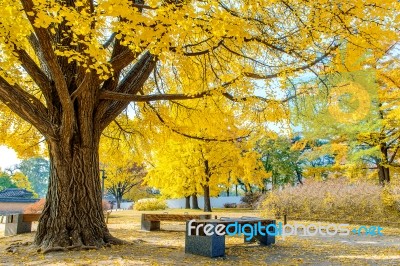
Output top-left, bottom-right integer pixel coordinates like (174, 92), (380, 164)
(34, 135), (119, 250)
(203, 160), (212, 212)
(185, 196), (191, 209)
(202, 185), (212, 212)
(116, 195), (122, 209)
(378, 165), (390, 186)
(378, 143), (390, 186)
(191, 194), (200, 209)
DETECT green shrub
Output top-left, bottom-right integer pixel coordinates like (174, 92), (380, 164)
(261, 178), (400, 225)
(134, 198), (167, 211)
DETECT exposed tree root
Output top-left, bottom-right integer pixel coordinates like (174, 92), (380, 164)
(34, 235), (129, 254)
(6, 242), (32, 253)
(105, 235), (128, 245)
(40, 245), (99, 254)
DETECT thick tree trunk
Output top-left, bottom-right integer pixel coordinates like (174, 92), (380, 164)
(116, 195), (122, 209)
(378, 165), (390, 186)
(191, 194), (200, 209)
(185, 196), (191, 209)
(203, 185), (212, 212)
(34, 137), (117, 250)
(377, 144), (390, 186)
(203, 160), (212, 212)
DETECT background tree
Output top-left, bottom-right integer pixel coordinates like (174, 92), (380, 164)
(11, 172), (36, 195)
(290, 45), (400, 185)
(0, 168), (37, 195)
(144, 96), (269, 212)
(0, 0), (397, 250)
(0, 171), (17, 191)
(18, 157), (50, 198)
(259, 137), (304, 189)
(105, 163), (146, 209)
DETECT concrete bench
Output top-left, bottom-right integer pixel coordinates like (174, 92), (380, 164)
(141, 213), (212, 231)
(5, 211), (112, 236)
(4, 213), (40, 236)
(185, 217), (276, 257)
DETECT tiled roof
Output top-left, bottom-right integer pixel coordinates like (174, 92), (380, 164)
(0, 197), (39, 203)
(0, 188), (34, 198)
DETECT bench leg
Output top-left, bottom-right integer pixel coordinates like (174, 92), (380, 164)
(5, 214), (32, 236)
(141, 220), (160, 231)
(243, 221), (276, 245)
(140, 213), (160, 231)
(185, 222), (225, 257)
(257, 221), (276, 245)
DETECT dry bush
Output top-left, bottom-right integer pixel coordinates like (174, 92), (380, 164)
(382, 180), (400, 213)
(134, 198), (167, 211)
(237, 203), (251, 208)
(102, 200), (111, 211)
(261, 178), (400, 224)
(223, 203), (237, 208)
(24, 198), (46, 214)
(241, 192), (263, 209)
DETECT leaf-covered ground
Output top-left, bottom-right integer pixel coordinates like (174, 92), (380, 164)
(1, 209), (400, 265)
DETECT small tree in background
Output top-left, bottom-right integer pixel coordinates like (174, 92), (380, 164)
(106, 163), (146, 209)
(18, 157), (49, 198)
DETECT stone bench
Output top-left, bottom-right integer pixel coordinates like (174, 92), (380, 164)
(5, 211), (112, 236)
(185, 217), (276, 257)
(4, 213), (40, 236)
(141, 213), (212, 231)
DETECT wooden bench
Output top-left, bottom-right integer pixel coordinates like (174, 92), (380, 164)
(185, 217), (276, 257)
(141, 213), (212, 231)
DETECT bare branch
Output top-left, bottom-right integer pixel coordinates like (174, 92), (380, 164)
(243, 43), (339, 79)
(146, 103), (251, 142)
(100, 90), (215, 102)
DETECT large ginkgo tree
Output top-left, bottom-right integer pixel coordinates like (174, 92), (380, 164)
(0, 0), (397, 251)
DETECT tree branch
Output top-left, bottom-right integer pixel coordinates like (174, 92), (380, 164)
(13, 47), (53, 104)
(100, 90), (214, 102)
(243, 43), (339, 79)
(103, 33), (117, 49)
(0, 76), (54, 138)
(146, 103), (251, 142)
(170, 39), (224, 56)
(98, 51), (156, 130)
(21, 0), (74, 140)
(131, 3), (158, 10)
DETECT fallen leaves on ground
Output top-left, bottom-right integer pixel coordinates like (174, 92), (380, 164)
(1, 210), (399, 265)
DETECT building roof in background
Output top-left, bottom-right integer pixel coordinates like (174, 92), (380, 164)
(0, 188), (34, 198)
(0, 188), (39, 202)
